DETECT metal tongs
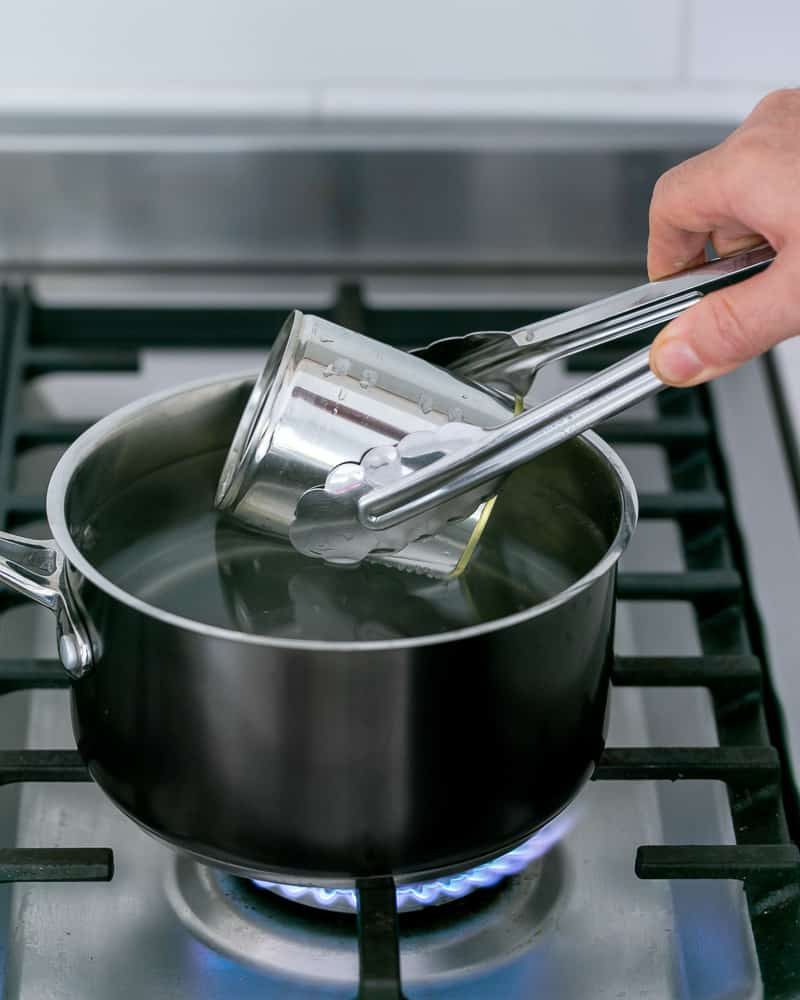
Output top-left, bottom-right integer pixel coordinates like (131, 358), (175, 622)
(290, 244), (775, 565)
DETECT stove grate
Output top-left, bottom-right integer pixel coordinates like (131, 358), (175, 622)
(0, 283), (797, 997)
(577, 335), (800, 998)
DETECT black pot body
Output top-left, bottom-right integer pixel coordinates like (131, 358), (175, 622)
(69, 559), (616, 884)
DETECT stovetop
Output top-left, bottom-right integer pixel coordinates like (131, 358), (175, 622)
(0, 279), (798, 998)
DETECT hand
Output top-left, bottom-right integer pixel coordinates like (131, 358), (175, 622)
(648, 88), (800, 386)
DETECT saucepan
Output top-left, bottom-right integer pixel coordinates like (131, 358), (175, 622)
(0, 370), (633, 885)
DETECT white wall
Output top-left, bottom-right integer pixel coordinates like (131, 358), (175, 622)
(0, 0), (797, 123)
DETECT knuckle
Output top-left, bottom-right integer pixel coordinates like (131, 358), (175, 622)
(648, 160), (695, 227)
(723, 128), (769, 174)
(753, 87), (800, 117)
(726, 126), (762, 155)
(717, 131), (768, 201)
(648, 171), (673, 219)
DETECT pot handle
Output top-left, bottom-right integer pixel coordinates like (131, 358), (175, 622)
(0, 533), (93, 678)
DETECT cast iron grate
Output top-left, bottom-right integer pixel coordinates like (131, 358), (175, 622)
(0, 283), (797, 998)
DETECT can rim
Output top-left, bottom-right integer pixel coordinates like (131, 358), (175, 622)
(214, 308), (303, 512)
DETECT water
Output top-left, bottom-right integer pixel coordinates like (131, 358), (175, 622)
(87, 451), (600, 642)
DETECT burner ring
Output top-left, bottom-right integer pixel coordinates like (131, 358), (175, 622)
(252, 831), (555, 913)
(166, 849), (565, 987)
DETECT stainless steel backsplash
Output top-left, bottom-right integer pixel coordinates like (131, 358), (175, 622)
(0, 130), (724, 271)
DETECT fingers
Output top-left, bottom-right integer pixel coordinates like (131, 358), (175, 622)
(647, 147), (736, 280)
(647, 230), (707, 282)
(650, 250), (800, 386)
(710, 230), (766, 258)
(646, 89), (800, 385)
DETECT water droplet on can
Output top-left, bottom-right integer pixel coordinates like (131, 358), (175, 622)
(398, 430), (438, 459)
(363, 445), (401, 486)
(359, 368), (378, 389)
(418, 393), (433, 414)
(447, 406), (464, 422)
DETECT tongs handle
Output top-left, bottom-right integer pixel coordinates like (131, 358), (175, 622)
(511, 242), (776, 353)
(359, 244), (776, 531)
(455, 243), (776, 393)
(359, 345), (661, 530)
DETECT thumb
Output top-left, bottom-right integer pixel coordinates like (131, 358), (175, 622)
(650, 252), (800, 386)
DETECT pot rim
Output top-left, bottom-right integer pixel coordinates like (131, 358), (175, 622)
(47, 371), (638, 653)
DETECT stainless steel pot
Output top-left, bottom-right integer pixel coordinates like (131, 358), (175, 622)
(0, 372), (636, 886)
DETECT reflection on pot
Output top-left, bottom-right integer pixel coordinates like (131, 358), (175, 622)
(214, 519), (484, 642)
(214, 515), (576, 643)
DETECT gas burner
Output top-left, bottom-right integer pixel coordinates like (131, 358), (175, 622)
(251, 812), (574, 914)
(166, 847), (564, 988)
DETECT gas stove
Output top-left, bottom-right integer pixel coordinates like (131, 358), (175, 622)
(0, 133), (798, 998)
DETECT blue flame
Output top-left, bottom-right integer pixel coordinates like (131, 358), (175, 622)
(252, 810), (572, 912)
